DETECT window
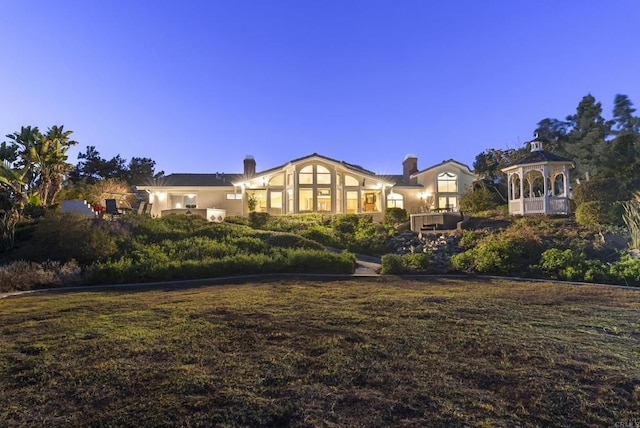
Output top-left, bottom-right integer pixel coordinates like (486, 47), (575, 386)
(299, 165), (313, 184)
(270, 191), (282, 209)
(437, 172), (458, 193)
(387, 192), (404, 209)
(226, 193), (242, 200)
(438, 196), (457, 211)
(183, 195), (196, 208)
(317, 188), (331, 211)
(269, 174), (284, 186)
(287, 189), (294, 212)
(346, 191), (358, 213)
(172, 194), (197, 208)
(345, 175), (359, 186)
(362, 191), (381, 212)
(299, 189), (313, 211)
(316, 165), (331, 184)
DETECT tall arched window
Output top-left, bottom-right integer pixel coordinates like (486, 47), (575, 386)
(437, 172), (458, 192)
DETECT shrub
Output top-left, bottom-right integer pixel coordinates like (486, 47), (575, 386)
(248, 212), (270, 229)
(609, 253), (640, 286)
(451, 234), (541, 276)
(0, 260), (82, 292)
(538, 248), (584, 281)
(575, 201), (624, 229)
(403, 253), (431, 272)
(459, 185), (505, 213)
(572, 178), (629, 205)
(300, 225), (339, 247)
(383, 208), (409, 229)
(30, 212), (121, 265)
(381, 254), (405, 274)
(622, 200), (640, 249)
(266, 233), (325, 250)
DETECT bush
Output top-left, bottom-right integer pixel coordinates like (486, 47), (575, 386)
(300, 225), (339, 247)
(30, 212), (122, 265)
(572, 178), (629, 205)
(0, 260), (82, 292)
(248, 212), (270, 229)
(266, 233), (325, 250)
(451, 233), (541, 276)
(383, 208), (409, 229)
(381, 254), (405, 274)
(403, 253), (431, 272)
(575, 201), (624, 229)
(459, 185), (505, 213)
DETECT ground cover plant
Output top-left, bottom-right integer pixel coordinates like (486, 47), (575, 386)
(0, 212), (356, 291)
(1, 278), (639, 426)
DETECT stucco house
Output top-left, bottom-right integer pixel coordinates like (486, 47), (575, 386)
(135, 153), (477, 222)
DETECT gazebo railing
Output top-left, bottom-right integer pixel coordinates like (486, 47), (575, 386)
(509, 196), (570, 215)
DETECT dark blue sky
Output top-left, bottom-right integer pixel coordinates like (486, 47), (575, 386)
(2, 1), (639, 175)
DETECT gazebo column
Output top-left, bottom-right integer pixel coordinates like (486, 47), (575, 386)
(542, 165), (549, 213)
(518, 168), (525, 215)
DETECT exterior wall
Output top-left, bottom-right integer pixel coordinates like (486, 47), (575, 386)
(139, 156), (475, 222)
(412, 163), (476, 212)
(146, 186), (243, 217)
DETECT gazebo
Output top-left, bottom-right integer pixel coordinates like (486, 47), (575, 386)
(502, 136), (574, 215)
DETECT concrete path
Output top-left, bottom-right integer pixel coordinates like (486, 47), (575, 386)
(353, 254), (382, 275)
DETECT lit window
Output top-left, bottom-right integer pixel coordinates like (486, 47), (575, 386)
(316, 165), (331, 185)
(269, 174), (284, 186)
(270, 191), (282, 209)
(437, 172), (458, 193)
(345, 175), (359, 186)
(299, 189), (313, 211)
(317, 188), (331, 211)
(299, 165), (314, 184)
(346, 191), (358, 213)
(387, 192), (404, 209)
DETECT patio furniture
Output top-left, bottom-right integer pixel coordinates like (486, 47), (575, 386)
(105, 199), (122, 219)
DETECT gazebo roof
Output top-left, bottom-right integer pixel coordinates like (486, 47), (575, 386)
(514, 149), (573, 165)
(503, 137), (574, 171)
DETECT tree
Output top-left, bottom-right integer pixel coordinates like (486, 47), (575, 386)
(127, 157), (164, 185)
(0, 162), (29, 250)
(600, 95), (640, 191)
(70, 147), (161, 186)
(70, 146), (127, 184)
(564, 94), (612, 179)
(612, 94), (640, 136)
(5, 125), (77, 207)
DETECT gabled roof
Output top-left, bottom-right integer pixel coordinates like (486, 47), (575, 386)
(256, 152), (378, 177)
(411, 159), (474, 177)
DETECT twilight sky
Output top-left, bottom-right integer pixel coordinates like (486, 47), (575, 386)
(2, 1), (639, 176)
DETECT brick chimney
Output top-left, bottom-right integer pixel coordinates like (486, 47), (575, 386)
(244, 155), (256, 178)
(402, 154), (418, 185)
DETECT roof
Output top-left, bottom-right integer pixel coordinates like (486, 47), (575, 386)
(141, 173), (241, 187)
(511, 150), (574, 165)
(259, 152), (378, 177)
(412, 159), (474, 177)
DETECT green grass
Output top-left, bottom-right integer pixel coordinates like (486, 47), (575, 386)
(1, 278), (639, 426)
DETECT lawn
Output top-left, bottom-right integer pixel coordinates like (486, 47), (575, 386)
(1, 277), (639, 427)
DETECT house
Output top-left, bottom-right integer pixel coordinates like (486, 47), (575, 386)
(502, 136), (574, 216)
(135, 153), (477, 223)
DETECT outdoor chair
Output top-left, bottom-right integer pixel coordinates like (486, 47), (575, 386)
(105, 199), (122, 219)
(136, 202), (147, 215)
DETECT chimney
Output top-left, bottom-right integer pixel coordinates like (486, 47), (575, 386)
(402, 154), (418, 185)
(244, 155), (256, 178)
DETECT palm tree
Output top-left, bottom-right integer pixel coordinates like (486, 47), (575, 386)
(0, 162), (29, 250)
(6, 125), (77, 207)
